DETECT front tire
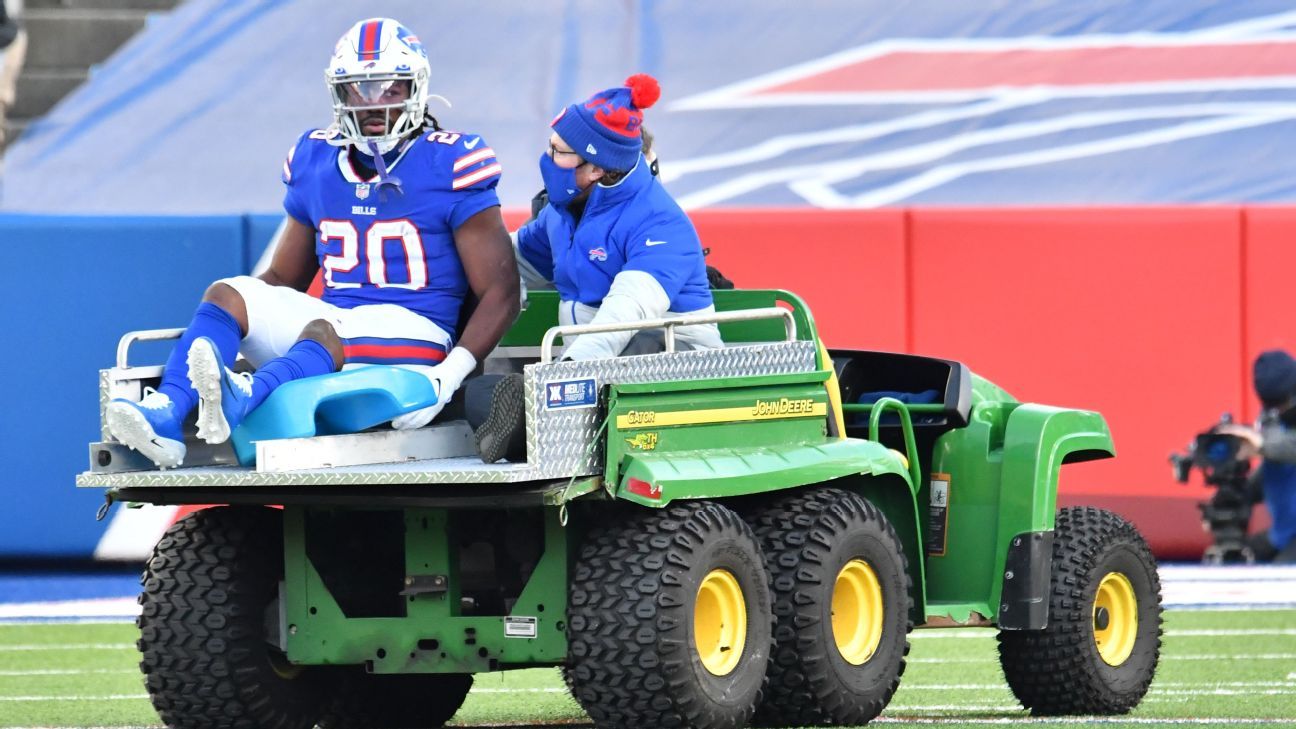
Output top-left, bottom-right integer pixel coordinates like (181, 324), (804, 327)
(749, 488), (912, 726)
(567, 501), (771, 729)
(997, 506), (1163, 715)
(138, 506), (332, 729)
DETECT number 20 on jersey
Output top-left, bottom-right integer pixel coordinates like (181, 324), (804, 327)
(319, 219), (427, 290)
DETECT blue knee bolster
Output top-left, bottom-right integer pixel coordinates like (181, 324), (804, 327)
(229, 366), (438, 466)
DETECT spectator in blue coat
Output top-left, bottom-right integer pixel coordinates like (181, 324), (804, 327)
(513, 73), (723, 361)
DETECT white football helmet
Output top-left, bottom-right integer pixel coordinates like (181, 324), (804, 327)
(325, 18), (433, 153)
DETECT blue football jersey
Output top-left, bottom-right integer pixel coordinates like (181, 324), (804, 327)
(281, 127), (502, 337)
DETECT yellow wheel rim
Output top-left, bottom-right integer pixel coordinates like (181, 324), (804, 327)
(695, 569), (747, 676)
(832, 559), (885, 665)
(1094, 571), (1138, 666)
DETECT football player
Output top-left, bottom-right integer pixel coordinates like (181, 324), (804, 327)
(105, 17), (519, 468)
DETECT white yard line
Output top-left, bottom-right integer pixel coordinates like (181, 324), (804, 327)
(911, 628), (1296, 639)
(1150, 684), (1290, 690)
(1165, 629), (1296, 637)
(0, 597), (139, 621)
(893, 683), (1293, 691)
(0, 694), (147, 701)
(0, 643), (135, 651)
(471, 687), (568, 693)
(909, 653), (1296, 662)
(875, 719), (1296, 725)
(0, 668), (137, 676)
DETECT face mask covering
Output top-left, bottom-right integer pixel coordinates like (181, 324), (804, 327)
(539, 152), (581, 207)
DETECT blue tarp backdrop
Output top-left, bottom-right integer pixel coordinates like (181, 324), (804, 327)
(5, 0), (1296, 214)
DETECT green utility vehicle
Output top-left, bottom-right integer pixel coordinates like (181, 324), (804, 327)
(79, 289), (1162, 729)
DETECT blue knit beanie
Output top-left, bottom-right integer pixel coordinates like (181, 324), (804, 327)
(551, 74), (660, 172)
(1254, 349), (1296, 406)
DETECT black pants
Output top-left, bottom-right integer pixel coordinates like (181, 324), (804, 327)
(461, 374), (506, 430)
(1247, 530), (1296, 564)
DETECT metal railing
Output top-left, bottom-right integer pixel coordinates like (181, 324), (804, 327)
(539, 307), (797, 363)
(116, 328), (184, 369)
(116, 307), (800, 369)
(867, 396), (923, 488)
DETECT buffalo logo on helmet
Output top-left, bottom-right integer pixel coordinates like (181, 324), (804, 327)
(396, 25), (427, 58)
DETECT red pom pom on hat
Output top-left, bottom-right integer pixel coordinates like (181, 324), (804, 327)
(625, 74), (661, 110)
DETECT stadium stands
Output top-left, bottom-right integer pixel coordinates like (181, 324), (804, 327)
(2, 0), (179, 151)
(0, 0), (24, 150)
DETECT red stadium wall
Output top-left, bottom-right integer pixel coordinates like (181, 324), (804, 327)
(692, 207), (1294, 560)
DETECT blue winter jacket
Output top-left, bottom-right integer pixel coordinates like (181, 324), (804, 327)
(1259, 415), (1296, 550)
(515, 156), (713, 313)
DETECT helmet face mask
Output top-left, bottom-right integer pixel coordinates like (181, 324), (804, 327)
(325, 19), (431, 153)
(329, 72), (425, 147)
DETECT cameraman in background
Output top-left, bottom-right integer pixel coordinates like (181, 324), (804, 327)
(1218, 349), (1296, 563)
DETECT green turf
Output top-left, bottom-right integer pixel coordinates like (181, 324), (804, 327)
(0, 609), (1292, 728)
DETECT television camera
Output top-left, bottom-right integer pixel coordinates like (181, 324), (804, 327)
(1170, 414), (1262, 563)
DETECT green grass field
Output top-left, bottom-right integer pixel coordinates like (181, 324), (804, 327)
(0, 609), (1292, 728)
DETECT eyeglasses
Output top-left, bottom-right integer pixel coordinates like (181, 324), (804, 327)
(547, 141), (582, 161)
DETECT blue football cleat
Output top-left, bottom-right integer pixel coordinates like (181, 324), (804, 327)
(187, 336), (254, 445)
(105, 389), (186, 469)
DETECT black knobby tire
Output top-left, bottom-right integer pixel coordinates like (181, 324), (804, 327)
(997, 506), (1163, 715)
(319, 671), (473, 728)
(749, 487), (912, 727)
(567, 501), (772, 729)
(138, 506), (331, 729)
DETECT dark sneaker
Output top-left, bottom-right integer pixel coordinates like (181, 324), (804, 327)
(475, 373), (525, 463)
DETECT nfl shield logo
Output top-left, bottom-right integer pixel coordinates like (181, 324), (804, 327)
(355, 183), (371, 200)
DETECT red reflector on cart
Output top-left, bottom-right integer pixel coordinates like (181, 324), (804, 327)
(626, 477), (662, 500)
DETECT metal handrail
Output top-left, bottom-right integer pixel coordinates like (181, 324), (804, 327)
(116, 328), (186, 369)
(842, 402), (946, 413)
(868, 396), (924, 489)
(540, 307), (797, 363)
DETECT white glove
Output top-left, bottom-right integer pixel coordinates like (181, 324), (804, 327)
(390, 347), (478, 430)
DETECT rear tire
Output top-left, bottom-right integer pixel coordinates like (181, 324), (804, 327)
(319, 672), (473, 728)
(997, 506), (1162, 715)
(749, 488), (912, 726)
(138, 506), (332, 729)
(567, 501), (771, 729)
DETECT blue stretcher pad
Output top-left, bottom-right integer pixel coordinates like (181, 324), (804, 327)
(229, 366), (438, 466)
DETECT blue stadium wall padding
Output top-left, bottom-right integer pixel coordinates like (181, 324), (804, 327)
(229, 366), (438, 465)
(0, 214), (251, 558)
(6, 0), (1296, 215)
(245, 214), (284, 270)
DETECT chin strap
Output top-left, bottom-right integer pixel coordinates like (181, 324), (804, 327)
(366, 141), (404, 201)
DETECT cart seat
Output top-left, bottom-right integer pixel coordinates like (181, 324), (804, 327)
(229, 366), (437, 465)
